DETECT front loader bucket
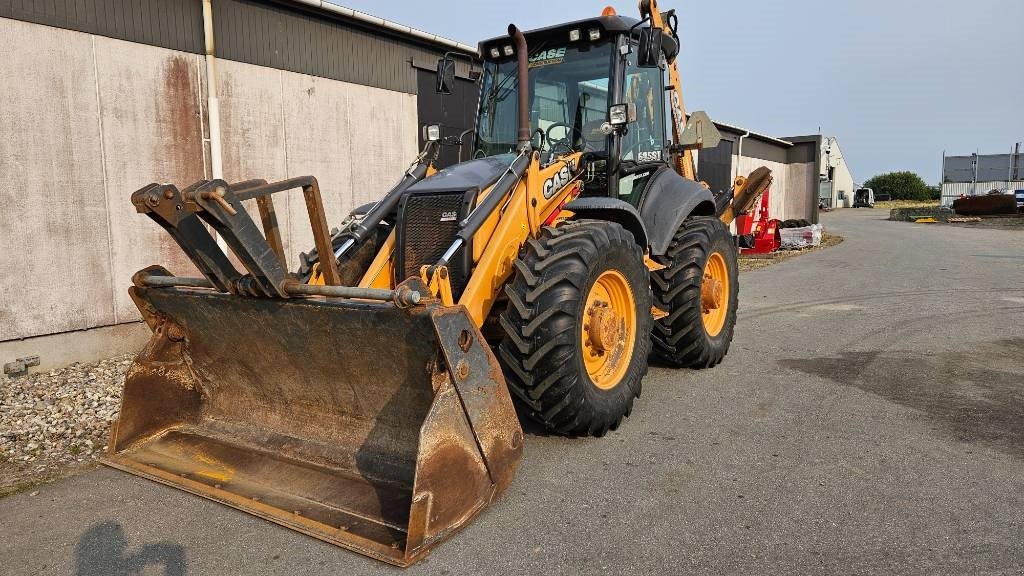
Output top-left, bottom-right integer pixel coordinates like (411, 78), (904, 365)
(104, 285), (523, 566)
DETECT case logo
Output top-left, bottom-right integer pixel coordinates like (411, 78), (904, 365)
(440, 210), (458, 222)
(542, 159), (577, 199)
(529, 47), (567, 68)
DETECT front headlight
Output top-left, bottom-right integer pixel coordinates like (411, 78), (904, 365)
(424, 124), (441, 142)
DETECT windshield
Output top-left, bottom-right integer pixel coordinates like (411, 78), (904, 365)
(474, 41), (613, 159)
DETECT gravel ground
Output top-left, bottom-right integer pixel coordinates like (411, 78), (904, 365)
(0, 355), (132, 496)
(738, 232), (843, 272)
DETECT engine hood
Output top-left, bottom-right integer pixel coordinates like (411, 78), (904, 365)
(407, 154), (516, 194)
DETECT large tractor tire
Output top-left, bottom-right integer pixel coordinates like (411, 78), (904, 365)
(651, 216), (738, 369)
(498, 220), (652, 437)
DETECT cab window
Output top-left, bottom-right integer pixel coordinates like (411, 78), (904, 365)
(618, 44), (667, 200)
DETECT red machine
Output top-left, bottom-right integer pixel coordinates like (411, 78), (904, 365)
(735, 186), (780, 254)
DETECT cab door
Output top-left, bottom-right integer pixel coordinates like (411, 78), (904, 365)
(616, 43), (668, 205)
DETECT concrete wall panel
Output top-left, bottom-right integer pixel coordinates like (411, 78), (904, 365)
(1, 17), (419, 350)
(216, 59), (293, 266)
(735, 156), (816, 222)
(93, 37), (207, 322)
(282, 79), (417, 260)
(0, 20), (115, 340)
(218, 60), (418, 267)
(278, 73), (357, 262)
(785, 163), (816, 221)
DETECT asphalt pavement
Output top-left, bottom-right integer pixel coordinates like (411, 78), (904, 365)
(3, 208), (1023, 575)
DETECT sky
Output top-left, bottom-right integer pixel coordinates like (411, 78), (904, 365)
(334, 0), (1022, 184)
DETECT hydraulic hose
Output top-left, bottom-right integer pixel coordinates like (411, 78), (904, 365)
(333, 140), (438, 259)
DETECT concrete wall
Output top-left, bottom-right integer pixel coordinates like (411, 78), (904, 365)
(0, 18), (202, 343)
(217, 59), (417, 266)
(734, 155), (817, 222)
(0, 17), (418, 367)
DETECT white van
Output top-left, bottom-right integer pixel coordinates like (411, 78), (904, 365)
(853, 187), (875, 208)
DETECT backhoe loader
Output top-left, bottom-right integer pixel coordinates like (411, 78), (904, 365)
(105, 1), (754, 566)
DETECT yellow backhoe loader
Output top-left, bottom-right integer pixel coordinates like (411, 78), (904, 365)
(105, 1), (757, 566)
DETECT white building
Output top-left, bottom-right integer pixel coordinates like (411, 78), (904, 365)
(820, 137), (856, 208)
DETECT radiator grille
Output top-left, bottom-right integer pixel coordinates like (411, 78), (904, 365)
(397, 191), (471, 299)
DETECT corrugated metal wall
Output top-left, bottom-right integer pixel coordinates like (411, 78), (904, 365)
(212, 0), (446, 94)
(1, 0), (456, 95)
(944, 154), (1023, 183)
(0, 0), (204, 53)
(941, 181), (1024, 206)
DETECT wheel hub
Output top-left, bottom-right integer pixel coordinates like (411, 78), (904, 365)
(586, 301), (621, 354)
(700, 251), (730, 337)
(581, 270), (637, 390)
(701, 275), (724, 313)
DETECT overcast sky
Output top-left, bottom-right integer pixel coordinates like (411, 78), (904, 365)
(335, 0), (1022, 183)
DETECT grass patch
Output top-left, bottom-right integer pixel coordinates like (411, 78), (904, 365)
(0, 478), (45, 499)
(875, 200), (940, 210)
(738, 233), (844, 272)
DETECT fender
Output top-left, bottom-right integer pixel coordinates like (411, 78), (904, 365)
(638, 167), (717, 255)
(564, 197), (648, 248)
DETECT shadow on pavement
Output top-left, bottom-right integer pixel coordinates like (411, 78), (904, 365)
(780, 338), (1024, 460)
(74, 520), (186, 576)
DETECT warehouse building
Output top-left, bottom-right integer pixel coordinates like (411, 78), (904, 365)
(696, 124), (824, 223)
(0, 0), (478, 369)
(941, 147), (1024, 206)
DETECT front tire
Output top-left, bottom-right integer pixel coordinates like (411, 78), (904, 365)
(498, 220), (652, 437)
(651, 216), (738, 368)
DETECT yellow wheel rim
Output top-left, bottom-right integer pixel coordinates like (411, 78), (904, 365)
(701, 252), (729, 337)
(581, 270), (637, 391)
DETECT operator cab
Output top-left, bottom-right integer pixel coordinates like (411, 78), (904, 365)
(471, 12), (681, 203)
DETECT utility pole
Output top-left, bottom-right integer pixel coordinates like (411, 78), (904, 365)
(941, 150), (946, 206)
(972, 151), (979, 196)
(1014, 142), (1021, 181)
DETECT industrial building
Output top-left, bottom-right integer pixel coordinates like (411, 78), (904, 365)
(941, 147), (1024, 206)
(697, 124), (853, 222)
(0, 0), (477, 368)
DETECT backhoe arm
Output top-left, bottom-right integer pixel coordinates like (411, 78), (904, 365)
(640, 0), (695, 180)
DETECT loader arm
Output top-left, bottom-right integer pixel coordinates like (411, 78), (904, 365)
(641, 0), (696, 180)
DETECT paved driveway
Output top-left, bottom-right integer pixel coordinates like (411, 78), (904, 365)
(3, 208), (1023, 575)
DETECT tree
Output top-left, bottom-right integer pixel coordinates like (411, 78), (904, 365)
(863, 171), (932, 201)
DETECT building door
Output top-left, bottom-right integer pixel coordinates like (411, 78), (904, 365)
(416, 69), (479, 169)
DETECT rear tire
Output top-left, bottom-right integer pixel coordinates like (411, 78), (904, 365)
(651, 216), (738, 369)
(498, 220), (652, 437)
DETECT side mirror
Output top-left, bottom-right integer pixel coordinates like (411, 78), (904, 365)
(637, 26), (663, 68)
(677, 111), (722, 151)
(436, 56), (456, 94)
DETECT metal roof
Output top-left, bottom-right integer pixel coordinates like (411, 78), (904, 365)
(712, 120), (794, 147)
(282, 1), (476, 53)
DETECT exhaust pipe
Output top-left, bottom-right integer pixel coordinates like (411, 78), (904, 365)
(508, 24), (530, 152)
